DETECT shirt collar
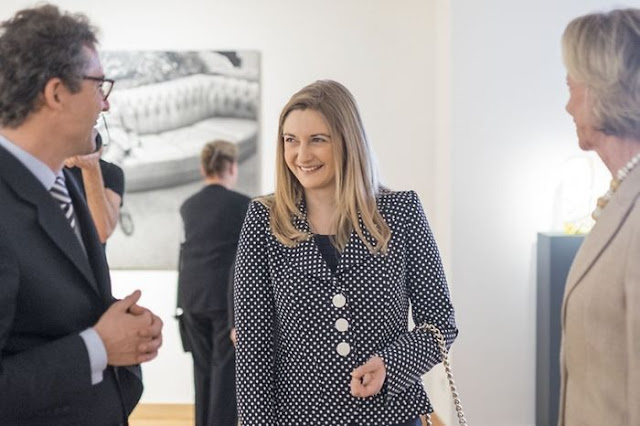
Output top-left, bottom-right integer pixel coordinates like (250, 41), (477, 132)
(0, 132), (58, 190)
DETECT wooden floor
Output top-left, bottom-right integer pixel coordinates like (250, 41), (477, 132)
(129, 404), (194, 426)
(129, 403), (445, 426)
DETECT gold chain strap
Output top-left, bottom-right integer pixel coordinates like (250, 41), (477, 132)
(415, 323), (468, 426)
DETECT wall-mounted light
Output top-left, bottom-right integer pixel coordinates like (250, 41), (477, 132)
(552, 153), (609, 234)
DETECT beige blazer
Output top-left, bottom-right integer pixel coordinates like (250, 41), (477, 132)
(559, 165), (640, 426)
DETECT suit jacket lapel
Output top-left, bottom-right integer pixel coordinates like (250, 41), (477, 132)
(338, 216), (376, 275)
(0, 145), (101, 297)
(563, 165), (640, 309)
(281, 202), (333, 281)
(65, 168), (111, 301)
(281, 199), (375, 280)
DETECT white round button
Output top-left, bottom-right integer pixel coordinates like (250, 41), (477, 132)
(335, 318), (349, 332)
(332, 294), (346, 308)
(336, 342), (351, 357)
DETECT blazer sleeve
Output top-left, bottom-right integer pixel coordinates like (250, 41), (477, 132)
(625, 205), (640, 426)
(377, 191), (458, 400)
(234, 201), (277, 424)
(0, 233), (93, 417)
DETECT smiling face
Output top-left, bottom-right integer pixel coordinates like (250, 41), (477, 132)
(282, 108), (337, 197)
(64, 45), (110, 156)
(565, 75), (602, 151)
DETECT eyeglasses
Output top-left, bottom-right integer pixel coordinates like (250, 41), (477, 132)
(82, 75), (115, 101)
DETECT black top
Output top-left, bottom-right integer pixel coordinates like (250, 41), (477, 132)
(314, 234), (340, 275)
(66, 159), (125, 205)
(178, 184), (251, 313)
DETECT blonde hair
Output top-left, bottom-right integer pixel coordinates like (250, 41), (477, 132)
(260, 80), (390, 254)
(562, 8), (640, 139)
(201, 140), (237, 177)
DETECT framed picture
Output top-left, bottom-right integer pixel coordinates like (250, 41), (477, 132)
(100, 50), (260, 269)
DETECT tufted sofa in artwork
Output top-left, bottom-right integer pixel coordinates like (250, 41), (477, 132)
(103, 73), (259, 192)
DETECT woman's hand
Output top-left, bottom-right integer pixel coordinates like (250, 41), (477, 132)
(350, 355), (386, 397)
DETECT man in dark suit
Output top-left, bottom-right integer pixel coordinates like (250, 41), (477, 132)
(177, 140), (250, 426)
(0, 5), (163, 425)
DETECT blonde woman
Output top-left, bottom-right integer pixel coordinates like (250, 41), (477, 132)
(559, 9), (640, 426)
(234, 80), (457, 426)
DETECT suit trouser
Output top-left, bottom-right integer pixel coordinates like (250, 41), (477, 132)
(183, 310), (237, 426)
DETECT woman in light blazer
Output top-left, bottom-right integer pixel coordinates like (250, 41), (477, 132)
(233, 80), (457, 426)
(559, 9), (640, 426)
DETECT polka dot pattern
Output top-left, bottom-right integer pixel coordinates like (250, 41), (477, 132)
(234, 190), (458, 426)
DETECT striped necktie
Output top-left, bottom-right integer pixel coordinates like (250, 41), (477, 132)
(50, 175), (76, 230)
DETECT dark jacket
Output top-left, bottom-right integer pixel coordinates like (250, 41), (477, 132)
(0, 144), (142, 425)
(178, 184), (250, 314)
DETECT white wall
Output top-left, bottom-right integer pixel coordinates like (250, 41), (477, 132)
(448, 1), (640, 425)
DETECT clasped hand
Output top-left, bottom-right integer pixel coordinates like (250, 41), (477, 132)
(350, 355), (386, 398)
(94, 290), (163, 366)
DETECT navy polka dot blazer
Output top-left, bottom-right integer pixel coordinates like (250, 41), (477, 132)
(234, 190), (457, 426)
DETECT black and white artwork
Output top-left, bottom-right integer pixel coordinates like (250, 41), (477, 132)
(100, 50), (260, 269)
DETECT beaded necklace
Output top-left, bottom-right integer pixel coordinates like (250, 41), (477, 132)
(592, 151), (640, 220)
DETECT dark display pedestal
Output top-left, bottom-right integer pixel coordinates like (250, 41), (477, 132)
(536, 233), (585, 426)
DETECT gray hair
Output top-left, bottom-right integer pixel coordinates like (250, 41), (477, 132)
(562, 8), (640, 139)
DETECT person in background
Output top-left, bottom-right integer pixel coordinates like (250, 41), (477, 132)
(177, 140), (250, 426)
(66, 129), (124, 244)
(234, 80), (457, 426)
(0, 5), (162, 425)
(559, 8), (640, 426)
(227, 263), (238, 347)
